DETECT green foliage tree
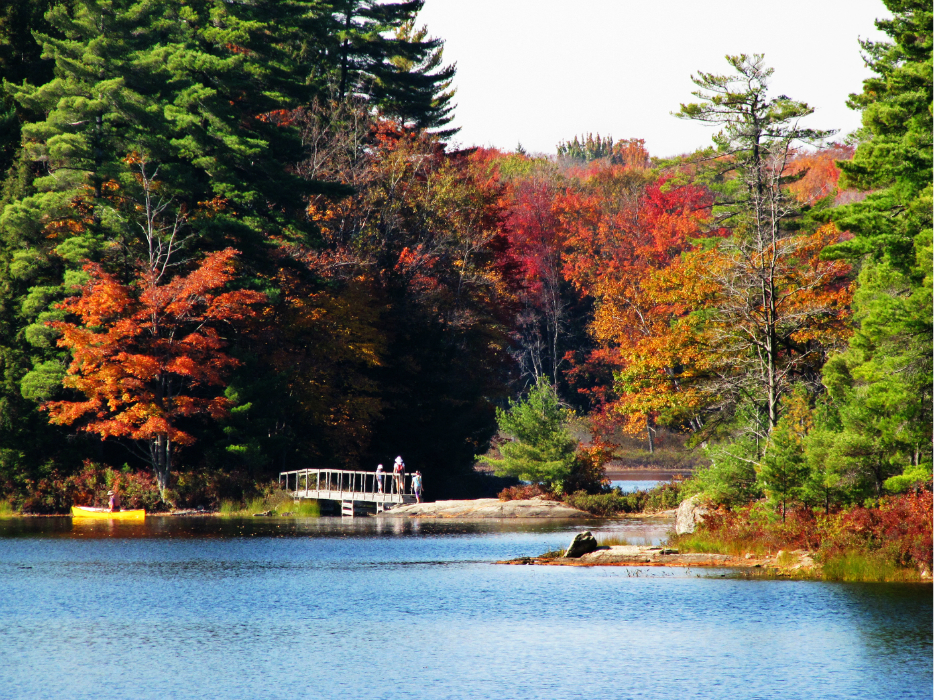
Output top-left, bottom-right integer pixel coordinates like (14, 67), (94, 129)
(481, 376), (578, 489)
(827, 0), (932, 270)
(691, 436), (762, 508)
(0, 0), (330, 492)
(816, 0), (933, 492)
(759, 391), (811, 521)
(316, 0), (457, 136)
(0, 0), (60, 173)
(800, 403), (846, 513)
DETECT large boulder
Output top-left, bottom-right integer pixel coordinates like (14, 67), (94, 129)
(675, 495), (708, 535)
(564, 531), (598, 558)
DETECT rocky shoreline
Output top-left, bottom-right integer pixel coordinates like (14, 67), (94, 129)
(499, 529), (819, 574)
(377, 498), (594, 519)
(501, 544), (817, 572)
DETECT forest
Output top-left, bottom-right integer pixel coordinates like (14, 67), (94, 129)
(0, 0), (930, 525)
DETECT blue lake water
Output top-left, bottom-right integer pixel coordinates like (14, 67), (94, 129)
(610, 479), (661, 493)
(0, 516), (930, 700)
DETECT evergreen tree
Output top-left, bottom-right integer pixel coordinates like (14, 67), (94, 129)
(801, 402), (846, 513)
(317, 1), (457, 136)
(0, 0), (60, 173)
(759, 391), (811, 521)
(376, 20), (456, 136)
(817, 0), (933, 490)
(480, 376), (578, 489)
(0, 0), (333, 482)
(674, 55), (837, 436)
(827, 0), (932, 270)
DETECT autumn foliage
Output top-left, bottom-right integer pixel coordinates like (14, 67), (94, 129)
(44, 249), (265, 491)
(684, 490), (933, 575)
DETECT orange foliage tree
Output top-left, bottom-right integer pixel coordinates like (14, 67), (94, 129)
(43, 249), (265, 495)
(558, 170), (716, 446)
(603, 222), (852, 444)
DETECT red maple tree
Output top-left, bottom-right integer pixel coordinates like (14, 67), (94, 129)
(44, 249), (265, 495)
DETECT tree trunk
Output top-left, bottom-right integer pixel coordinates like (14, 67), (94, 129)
(338, 10), (351, 100)
(646, 415), (655, 454)
(151, 434), (171, 501)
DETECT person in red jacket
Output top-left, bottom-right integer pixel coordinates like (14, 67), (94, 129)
(392, 456), (405, 494)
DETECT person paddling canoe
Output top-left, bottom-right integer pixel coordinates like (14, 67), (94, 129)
(108, 490), (121, 513)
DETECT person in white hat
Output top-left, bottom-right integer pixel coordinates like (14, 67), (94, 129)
(107, 490), (121, 512)
(392, 456), (405, 494)
(375, 464), (385, 493)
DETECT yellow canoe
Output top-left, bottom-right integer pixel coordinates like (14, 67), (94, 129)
(71, 506), (146, 520)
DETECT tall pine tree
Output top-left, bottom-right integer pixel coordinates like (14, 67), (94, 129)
(818, 0), (932, 492)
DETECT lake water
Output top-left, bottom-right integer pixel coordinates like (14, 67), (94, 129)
(610, 479), (661, 493)
(0, 516), (930, 700)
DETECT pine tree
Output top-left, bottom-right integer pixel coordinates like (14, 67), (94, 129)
(817, 0), (932, 491)
(315, 1), (457, 136)
(480, 376), (578, 489)
(0, 0), (60, 173)
(376, 20), (457, 137)
(0, 0), (336, 486)
(674, 55), (839, 436)
(759, 391), (811, 521)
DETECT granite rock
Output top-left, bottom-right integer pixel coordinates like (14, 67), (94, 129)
(675, 495), (708, 535)
(564, 531), (599, 558)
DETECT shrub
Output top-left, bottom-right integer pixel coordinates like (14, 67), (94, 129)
(672, 490), (933, 576)
(565, 443), (613, 494)
(563, 490), (644, 517)
(13, 460), (266, 514)
(498, 483), (555, 501)
(480, 376), (578, 489)
(643, 481), (684, 511)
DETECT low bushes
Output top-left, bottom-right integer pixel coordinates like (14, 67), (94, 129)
(498, 483), (555, 501)
(219, 486), (320, 517)
(563, 490), (644, 516)
(672, 489), (933, 580)
(8, 460), (268, 514)
(497, 479), (685, 517)
(13, 461), (165, 514)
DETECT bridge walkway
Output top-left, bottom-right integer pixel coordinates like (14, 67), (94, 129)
(279, 468), (417, 516)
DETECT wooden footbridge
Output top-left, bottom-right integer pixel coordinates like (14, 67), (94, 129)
(279, 468), (417, 516)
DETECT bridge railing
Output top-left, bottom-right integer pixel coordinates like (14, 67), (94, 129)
(279, 468), (414, 499)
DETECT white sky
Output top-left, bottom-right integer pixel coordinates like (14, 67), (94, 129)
(417, 0), (891, 158)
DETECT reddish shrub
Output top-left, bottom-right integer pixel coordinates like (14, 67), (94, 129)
(694, 490), (933, 570)
(498, 483), (555, 501)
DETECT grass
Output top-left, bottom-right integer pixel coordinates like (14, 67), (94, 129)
(287, 500), (321, 517)
(596, 535), (632, 547)
(539, 548), (564, 559)
(217, 493), (320, 518)
(595, 535), (655, 547)
(218, 500), (240, 516)
(672, 531), (928, 582)
(821, 553), (921, 583)
(604, 426), (708, 472)
(671, 533), (771, 557)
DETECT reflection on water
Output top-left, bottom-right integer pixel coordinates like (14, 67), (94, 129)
(0, 513), (673, 543)
(0, 516), (930, 700)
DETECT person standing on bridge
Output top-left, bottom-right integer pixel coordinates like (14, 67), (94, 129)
(392, 456), (405, 494)
(376, 464), (385, 493)
(412, 471), (423, 503)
